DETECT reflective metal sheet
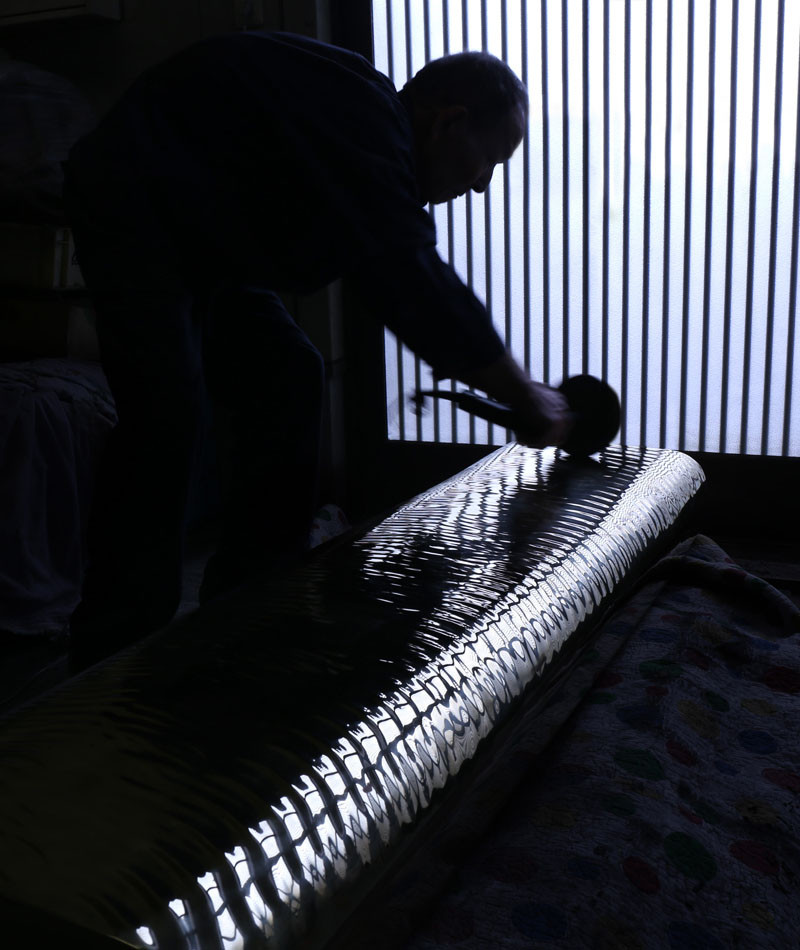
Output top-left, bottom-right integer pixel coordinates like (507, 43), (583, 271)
(0, 445), (703, 948)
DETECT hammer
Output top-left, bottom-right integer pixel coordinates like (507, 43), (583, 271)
(415, 375), (621, 457)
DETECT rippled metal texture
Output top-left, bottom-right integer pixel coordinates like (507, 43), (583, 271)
(0, 445), (703, 949)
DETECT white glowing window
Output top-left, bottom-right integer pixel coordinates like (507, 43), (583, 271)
(373, 0), (800, 457)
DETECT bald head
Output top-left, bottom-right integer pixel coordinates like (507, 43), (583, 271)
(400, 51), (529, 131)
(399, 51), (528, 204)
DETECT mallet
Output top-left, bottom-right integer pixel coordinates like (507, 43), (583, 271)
(414, 375), (621, 458)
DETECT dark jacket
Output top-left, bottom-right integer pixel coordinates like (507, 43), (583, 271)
(65, 31), (505, 378)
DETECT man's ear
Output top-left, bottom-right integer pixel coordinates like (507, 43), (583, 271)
(430, 104), (469, 138)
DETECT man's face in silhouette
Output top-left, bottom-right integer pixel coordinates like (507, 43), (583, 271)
(416, 103), (525, 205)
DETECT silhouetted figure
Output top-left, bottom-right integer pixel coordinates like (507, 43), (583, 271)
(64, 31), (570, 670)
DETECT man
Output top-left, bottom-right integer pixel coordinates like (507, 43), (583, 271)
(64, 31), (570, 671)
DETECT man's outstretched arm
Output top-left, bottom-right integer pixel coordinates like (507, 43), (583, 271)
(353, 247), (570, 448)
(457, 350), (571, 448)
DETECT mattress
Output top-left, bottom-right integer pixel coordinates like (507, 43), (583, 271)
(0, 444), (704, 948)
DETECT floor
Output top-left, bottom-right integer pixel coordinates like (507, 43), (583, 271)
(0, 529), (797, 721)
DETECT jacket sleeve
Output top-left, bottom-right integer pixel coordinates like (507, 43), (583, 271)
(351, 245), (506, 381)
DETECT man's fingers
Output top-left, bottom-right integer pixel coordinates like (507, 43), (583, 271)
(513, 384), (572, 448)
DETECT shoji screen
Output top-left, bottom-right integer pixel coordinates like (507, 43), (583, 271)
(372, 0), (800, 457)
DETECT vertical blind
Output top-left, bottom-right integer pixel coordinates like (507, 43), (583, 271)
(372, 0), (800, 457)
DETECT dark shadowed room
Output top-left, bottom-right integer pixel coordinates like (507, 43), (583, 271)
(0, 1), (798, 948)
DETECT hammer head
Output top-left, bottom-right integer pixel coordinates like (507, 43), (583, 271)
(558, 375), (621, 457)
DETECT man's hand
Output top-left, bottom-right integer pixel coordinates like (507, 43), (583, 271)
(509, 379), (572, 448)
(457, 350), (573, 448)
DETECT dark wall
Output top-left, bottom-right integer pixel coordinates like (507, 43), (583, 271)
(0, 1), (239, 116)
(0, 0), (353, 511)
(0, 1), (328, 114)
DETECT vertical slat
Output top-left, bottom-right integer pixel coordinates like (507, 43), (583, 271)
(418, 0), (431, 442)
(582, 0), (590, 373)
(782, 19), (800, 456)
(502, 0), (514, 442)
(384, 0), (406, 441)
(739, 0), (762, 452)
(602, 0), (610, 383)
(621, 0), (631, 445)
(678, 0), (695, 451)
(442, 0), (458, 441)
(741, 1), (766, 452)
(502, 0), (511, 352)
(385, 0), (394, 77)
(660, 0), (673, 447)
(402, 0), (414, 441)
(561, 0), (570, 382)
(481, 0), (495, 444)
(416, 0), (428, 442)
(699, 0), (717, 452)
(719, 0), (739, 452)
(522, 0), (532, 376)
(761, 0), (785, 453)
(640, 0), (653, 446)
(462, 0), (476, 444)
(423, 0), (431, 59)
(540, 0), (552, 383)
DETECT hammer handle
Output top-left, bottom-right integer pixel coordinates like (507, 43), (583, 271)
(416, 390), (518, 429)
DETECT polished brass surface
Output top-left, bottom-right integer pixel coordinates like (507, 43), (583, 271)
(0, 445), (703, 949)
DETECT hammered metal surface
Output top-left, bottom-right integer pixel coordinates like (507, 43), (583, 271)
(0, 445), (703, 949)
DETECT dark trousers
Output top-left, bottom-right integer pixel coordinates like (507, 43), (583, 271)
(66, 183), (324, 665)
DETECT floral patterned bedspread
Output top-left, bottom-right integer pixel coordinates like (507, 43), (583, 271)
(376, 534), (800, 950)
